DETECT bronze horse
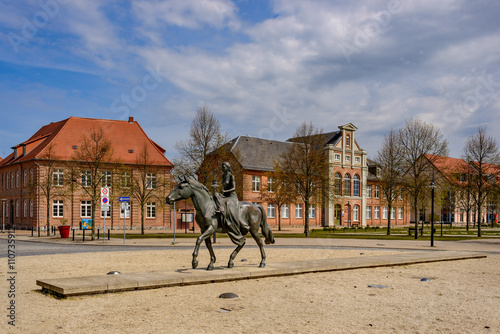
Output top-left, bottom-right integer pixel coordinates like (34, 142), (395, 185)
(166, 178), (275, 270)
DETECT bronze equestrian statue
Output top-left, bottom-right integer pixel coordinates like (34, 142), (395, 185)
(166, 162), (274, 270)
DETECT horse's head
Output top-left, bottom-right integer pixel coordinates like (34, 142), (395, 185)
(166, 180), (193, 204)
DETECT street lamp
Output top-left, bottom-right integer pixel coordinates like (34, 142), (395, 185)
(429, 174), (436, 247)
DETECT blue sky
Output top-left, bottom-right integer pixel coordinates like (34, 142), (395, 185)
(1, 0), (500, 160)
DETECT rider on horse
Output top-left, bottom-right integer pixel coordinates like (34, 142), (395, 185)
(213, 162), (249, 246)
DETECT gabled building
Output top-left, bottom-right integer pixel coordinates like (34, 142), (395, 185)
(425, 154), (500, 225)
(0, 116), (173, 230)
(199, 123), (408, 228)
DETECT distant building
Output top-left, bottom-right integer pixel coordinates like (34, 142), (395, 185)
(0, 116), (173, 230)
(199, 123), (410, 228)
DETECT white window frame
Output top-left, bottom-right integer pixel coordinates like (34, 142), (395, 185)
(81, 201), (92, 218)
(308, 205), (315, 219)
(81, 170), (91, 187)
(355, 156), (361, 164)
(120, 203), (131, 218)
(295, 204), (303, 219)
(334, 153), (341, 162)
(267, 204), (275, 218)
(366, 185), (372, 198)
(353, 205), (359, 222)
(23, 200), (27, 218)
(23, 170), (27, 187)
(16, 171), (19, 188)
(53, 200), (64, 217)
(15, 200), (19, 217)
(374, 185), (380, 199)
(252, 176), (261, 192)
(345, 155), (351, 163)
(53, 168), (64, 187)
(6, 173), (9, 189)
(146, 202), (156, 218)
(366, 206), (371, 219)
(146, 173), (157, 189)
(383, 206), (388, 219)
(398, 207), (403, 220)
(374, 206), (380, 219)
(391, 207), (396, 219)
(121, 172), (131, 188)
(282, 204), (289, 218)
(101, 208), (111, 218)
(101, 171), (112, 188)
(30, 200), (33, 218)
(268, 177), (275, 193)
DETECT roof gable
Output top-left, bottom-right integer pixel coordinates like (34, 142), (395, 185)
(1, 117), (173, 167)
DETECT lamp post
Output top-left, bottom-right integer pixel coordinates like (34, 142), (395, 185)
(430, 174), (436, 247)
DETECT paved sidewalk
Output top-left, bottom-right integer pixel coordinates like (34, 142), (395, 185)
(3, 228), (500, 253)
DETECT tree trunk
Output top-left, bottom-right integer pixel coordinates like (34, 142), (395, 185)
(141, 203), (145, 235)
(46, 197), (50, 236)
(304, 199), (310, 237)
(278, 205), (282, 231)
(414, 197), (418, 239)
(387, 204), (391, 236)
(477, 201), (481, 236)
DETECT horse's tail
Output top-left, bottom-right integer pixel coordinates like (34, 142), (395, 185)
(258, 205), (275, 244)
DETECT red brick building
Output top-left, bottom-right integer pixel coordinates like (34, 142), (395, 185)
(201, 123), (411, 229)
(0, 117), (173, 231)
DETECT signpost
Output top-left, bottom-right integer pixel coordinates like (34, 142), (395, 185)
(101, 187), (109, 243)
(119, 197), (130, 244)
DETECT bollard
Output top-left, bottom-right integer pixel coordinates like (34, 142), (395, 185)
(83, 229), (85, 242)
(97, 228), (100, 240)
(38, 227), (40, 237)
(31, 226), (34, 237)
(108, 229), (110, 240)
(72, 229), (75, 241)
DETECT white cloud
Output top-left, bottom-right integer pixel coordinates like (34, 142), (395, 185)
(132, 0), (240, 31)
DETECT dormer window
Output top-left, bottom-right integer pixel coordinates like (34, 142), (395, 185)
(346, 134), (350, 147)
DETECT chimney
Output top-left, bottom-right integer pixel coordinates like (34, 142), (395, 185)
(128, 116), (134, 124)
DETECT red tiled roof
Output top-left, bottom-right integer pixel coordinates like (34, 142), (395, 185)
(424, 154), (473, 183)
(0, 117), (173, 167)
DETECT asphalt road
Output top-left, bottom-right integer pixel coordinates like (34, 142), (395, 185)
(0, 238), (405, 258)
(0, 239), (195, 257)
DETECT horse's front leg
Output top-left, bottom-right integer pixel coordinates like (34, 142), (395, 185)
(192, 225), (215, 270)
(204, 237), (216, 270)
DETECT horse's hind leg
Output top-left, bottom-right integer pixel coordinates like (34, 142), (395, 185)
(250, 230), (266, 268)
(228, 240), (245, 268)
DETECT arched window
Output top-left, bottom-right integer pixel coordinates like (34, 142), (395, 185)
(353, 205), (359, 221)
(344, 174), (351, 196)
(335, 172), (342, 195)
(353, 175), (360, 197)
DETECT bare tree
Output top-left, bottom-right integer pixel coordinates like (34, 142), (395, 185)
(35, 143), (64, 236)
(174, 105), (230, 181)
(462, 126), (500, 237)
(398, 118), (448, 239)
(259, 162), (297, 231)
(279, 122), (327, 237)
(72, 127), (114, 239)
(130, 144), (167, 235)
(373, 129), (405, 235)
